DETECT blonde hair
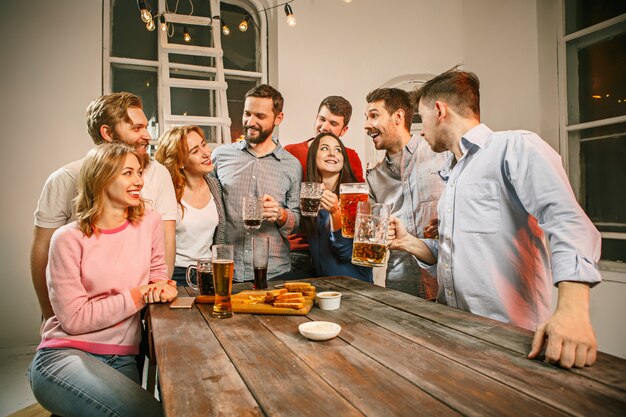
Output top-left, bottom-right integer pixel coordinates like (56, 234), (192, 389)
(75, 143), (146, 237)
(155, 125), (206, 217)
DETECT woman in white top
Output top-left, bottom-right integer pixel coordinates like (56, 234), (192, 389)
(156, 126), (226, 285)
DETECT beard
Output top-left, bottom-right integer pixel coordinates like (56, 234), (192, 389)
(244, 124), (273, 145)
(110, 131), (151, 167)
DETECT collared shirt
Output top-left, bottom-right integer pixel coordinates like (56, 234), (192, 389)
(366, 134), (447, 298)
(420, 124), (601, 330)
(212, 138), (302, 282)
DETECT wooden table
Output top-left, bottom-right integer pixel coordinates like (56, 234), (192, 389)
(148, 277), (626, 416)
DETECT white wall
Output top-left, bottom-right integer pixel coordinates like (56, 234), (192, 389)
(276, 0), (543, 162)
(0, 0), (102, 347)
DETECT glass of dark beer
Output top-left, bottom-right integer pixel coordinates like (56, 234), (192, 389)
(185, 258), (214, 296)
(212, 245), (234, 319)
(351, 202), (391, 267)
(252, 236), (269, 290)
(300, 182), (324, 216)
(243, 196), (263, 229)
(339, 183), (369, 238)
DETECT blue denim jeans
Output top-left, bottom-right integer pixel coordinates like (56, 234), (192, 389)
(29, 348), (163, 417)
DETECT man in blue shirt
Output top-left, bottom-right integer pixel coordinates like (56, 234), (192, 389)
(389, 68), (601, 369)
(212, 85), (301, 282)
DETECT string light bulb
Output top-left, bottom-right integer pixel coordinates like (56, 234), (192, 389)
(159, 15), (167, 31)
(239, 15), (250, 32)
(183, 26), (191, 42)
(222, 20), (231, 35)
(284, 4), (296, 26)
(137, 0), (152, 23)
(146, 19), (156, 31)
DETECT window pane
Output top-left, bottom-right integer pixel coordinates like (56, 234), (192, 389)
(567, 30), (626, 124)
(111, 66), (159, 139)
(580, 135), (626, 225)
(565, 0), (626, 34)
(171, 87), (217, 118)
(111, 0), (157, 60)
(600, 239), (626, 263)
(226, 77), (258, 141)
(221, 4), (258, 72)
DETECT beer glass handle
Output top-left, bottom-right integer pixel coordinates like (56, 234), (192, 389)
(186, 265), (199, 291)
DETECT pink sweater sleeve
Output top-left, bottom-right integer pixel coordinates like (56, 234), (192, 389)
(149, 211), (168, 283)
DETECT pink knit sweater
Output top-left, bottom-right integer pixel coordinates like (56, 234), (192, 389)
(38, 210), (168, 355)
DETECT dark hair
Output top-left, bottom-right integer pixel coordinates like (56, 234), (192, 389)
(245, 84), (284, 116)
(301, 132), (358, 235)
(412, 66), (480, 119)
(86, 92), (143, 145)
(366, 88), (413, 131)
(318, 96), (352, 126)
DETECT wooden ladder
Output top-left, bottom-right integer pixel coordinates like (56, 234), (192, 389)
(157, 0), (231, 144)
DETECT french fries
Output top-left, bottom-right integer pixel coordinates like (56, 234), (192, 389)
(264, 284), (316, 309)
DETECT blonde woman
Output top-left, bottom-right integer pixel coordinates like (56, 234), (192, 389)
(29, 143), (176, 417)
(156, 126), (225, 285)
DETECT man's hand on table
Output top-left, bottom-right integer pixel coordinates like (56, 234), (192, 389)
(528, 281), (597, 369)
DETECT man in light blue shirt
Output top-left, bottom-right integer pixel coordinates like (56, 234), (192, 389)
(389, 68), (601, 369)
(212, 85), (301, 282)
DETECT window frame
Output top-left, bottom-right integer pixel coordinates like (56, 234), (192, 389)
(102, 0), (268, 145)
(557, 2), (626, 273)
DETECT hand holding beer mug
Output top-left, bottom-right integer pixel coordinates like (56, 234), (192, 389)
(252, 237), (269, 290)
(339, 183), (369, 238)
(351, 202), (390, 267)
(212, 245), (234, 319)
(186, 258), (214, 296)
(243, 195), (263, 229)
(300, 182), (324, 216)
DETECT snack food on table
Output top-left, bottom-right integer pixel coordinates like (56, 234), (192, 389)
(273, 301), (305, 309)
(283, 282), (316, 292)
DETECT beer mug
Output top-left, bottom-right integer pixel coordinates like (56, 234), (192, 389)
(186, 258), (214, 295)
(300, 182), (324, 217)
(243, 195), (263, 229)
(212, 245), (234, 319)
(339, 183), (369, 238)
(351, 202), (390, 267)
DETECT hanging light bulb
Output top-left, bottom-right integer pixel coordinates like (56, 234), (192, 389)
(222, 20), (231, 36)
(146, 19), (156, 31)
(159, 15), (167, 31)
(183, 26), (191, 42)
(343, 0), (353, 3)
(239, 15), (250, 32)
(284, 4), (296, 27)
(137, 0), (152, 23)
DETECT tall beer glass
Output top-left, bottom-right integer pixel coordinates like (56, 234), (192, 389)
(212, 245), (234, 319)
(352, 202), (390, 267)
(339, 183), (369, 238)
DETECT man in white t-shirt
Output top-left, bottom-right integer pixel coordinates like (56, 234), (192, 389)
(31, 92), (177, 319)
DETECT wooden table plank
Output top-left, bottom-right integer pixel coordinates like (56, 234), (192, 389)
(306, 307), (567, 416)
(195, 304), (364, 417)
(323, 276), (626, 392)
(257, 314), (462, 417)
(312, 279), (626, 416)
(149, 302), (262, 417)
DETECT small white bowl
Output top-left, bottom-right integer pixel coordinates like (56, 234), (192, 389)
(298, 321), (341, 341)
(316, 291), (342, 310)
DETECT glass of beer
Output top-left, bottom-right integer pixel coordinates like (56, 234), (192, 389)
(339, 183), (369, 238)
(211, 245), (234, 319)
(352, 202), (390, 267)
(185, 258), (214, 296)
(252, 237), (269, 290)
(300, 182), (324, 216)
(243, 196), (263, 229)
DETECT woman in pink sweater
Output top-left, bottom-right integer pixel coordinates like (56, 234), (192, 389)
(29, 143), (177, 417)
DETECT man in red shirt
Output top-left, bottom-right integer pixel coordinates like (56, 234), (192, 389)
(284, 96), (365, 278)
